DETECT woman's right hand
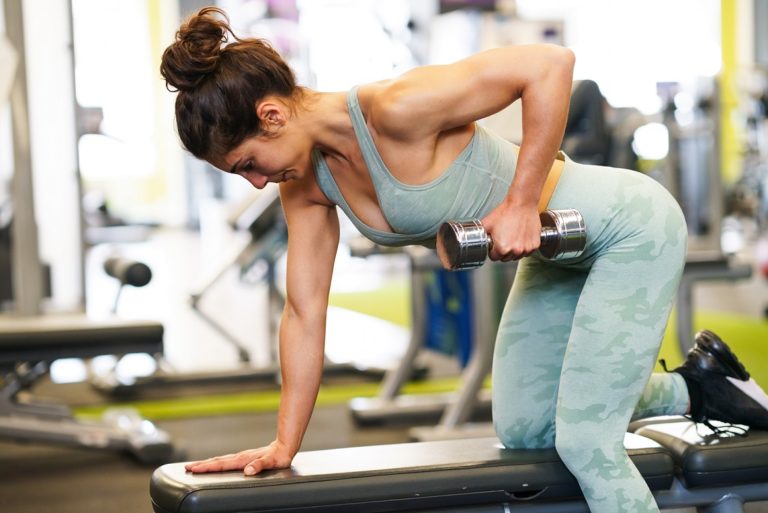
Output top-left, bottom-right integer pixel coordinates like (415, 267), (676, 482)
(185, 440), (295, 476)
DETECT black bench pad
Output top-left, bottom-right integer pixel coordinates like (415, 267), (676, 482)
(150, 434), (673, 513)
(635, 419), (768, 488)
(0, 314), (163, 363)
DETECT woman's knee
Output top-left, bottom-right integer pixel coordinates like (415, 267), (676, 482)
(494, 412), (556, 449)
(553, 426), (582, 465)
(554, 419), (602, 467)
(554, 420), (625, 473)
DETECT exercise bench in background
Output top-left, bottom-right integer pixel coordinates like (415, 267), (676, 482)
(0, 314), (174, 463)
(632, 418), (768, 511)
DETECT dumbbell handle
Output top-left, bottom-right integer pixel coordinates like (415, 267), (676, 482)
(454, 221), (560, 250)
(436, 209), (586, 271)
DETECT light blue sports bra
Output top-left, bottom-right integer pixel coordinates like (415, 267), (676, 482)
(312, 86), (519, 247)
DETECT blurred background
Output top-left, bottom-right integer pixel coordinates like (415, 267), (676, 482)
(0, 0), (749, 301)
(2, 1), (768, 512)
(3, 0), (766, 363)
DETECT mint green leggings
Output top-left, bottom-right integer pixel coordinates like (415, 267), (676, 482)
(491, 158), (690, 513)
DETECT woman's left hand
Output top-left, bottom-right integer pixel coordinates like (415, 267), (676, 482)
(481, 200), (541, 261)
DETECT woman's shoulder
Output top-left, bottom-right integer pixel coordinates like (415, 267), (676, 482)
(279, 161), (335, 212)
(355, 78), (437, 142)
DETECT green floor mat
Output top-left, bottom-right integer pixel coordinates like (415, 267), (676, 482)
(329, 280), (411, 327)
(74, 377), (461, 421)
(658, 309), (768, 387)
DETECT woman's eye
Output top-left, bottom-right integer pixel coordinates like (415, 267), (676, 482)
(242, 161), (254, 172)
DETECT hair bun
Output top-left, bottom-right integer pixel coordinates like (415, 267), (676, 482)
(160, 7), (234, 92)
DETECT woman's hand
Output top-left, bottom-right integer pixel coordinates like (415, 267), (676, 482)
(185, 440), (295, 476)
(481, 200), (541, 261)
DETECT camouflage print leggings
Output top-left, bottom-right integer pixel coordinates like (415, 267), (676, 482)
(491, 158), (690, 513)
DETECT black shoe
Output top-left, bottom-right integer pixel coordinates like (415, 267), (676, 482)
(665, 329), (768, 432)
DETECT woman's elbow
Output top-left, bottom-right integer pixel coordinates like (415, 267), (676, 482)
(283, 297), (326, 328)
(548, 45), (575, 76)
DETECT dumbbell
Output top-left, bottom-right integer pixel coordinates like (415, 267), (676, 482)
(436, 209), (586, 271)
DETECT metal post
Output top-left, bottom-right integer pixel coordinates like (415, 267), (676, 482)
(700, 494), (745, 513)
(66, 0), (86, 311)
(438, 263), (497, 428)
(4, 0), (44, 315)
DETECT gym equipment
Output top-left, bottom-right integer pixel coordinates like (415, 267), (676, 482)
(347, 243), (508, 427)
(348, 195), (746, 434)
(150, 421), (768, 512)
(103, 256), (152, 313)
(3, 0), (45, 316)
(0, 314), (174, 463)
(436, 209), (586, 271)
(0, 207), (13, 308)
(104, 256), (152, 288)
(632, 418), (768, 490)
(92, 189), (386, 398)
(189, 186), (288, 365)
(409, 250), (752, 441)
(189, 185), (384, 382)
(151, 433), (671, 513)
(676, 253), (752, 354)
(562, 80), (612, 166)
(90, 249), (291, 396)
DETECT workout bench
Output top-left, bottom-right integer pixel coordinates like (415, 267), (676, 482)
(0, 314), (174, 463)
(150, 418), (768, 513)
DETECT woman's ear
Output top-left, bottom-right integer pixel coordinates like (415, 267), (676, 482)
(256, 100), (286, 132)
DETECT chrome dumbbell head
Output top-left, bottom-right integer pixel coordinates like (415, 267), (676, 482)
(436, 219), (490, 271)
(538, 209), (586, 260)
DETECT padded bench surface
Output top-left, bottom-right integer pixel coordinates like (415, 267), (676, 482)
(0, 314), (163, 363)
(635, 419), (768, 488)
(151, 434), (673, 513)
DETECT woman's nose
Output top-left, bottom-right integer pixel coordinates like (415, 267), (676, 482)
(245, 173), (268, 189)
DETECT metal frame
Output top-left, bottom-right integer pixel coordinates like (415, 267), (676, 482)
(348, 248), (502, 427)
(4, 0), (44, 315)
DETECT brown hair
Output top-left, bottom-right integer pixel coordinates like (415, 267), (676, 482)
(160, 6), (299, 161)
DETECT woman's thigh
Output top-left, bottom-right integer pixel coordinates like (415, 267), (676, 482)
(492, 258), (588, 449)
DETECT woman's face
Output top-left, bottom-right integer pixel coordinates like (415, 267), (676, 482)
(218, 134), (305, 189)
(215, 101), (310, 189)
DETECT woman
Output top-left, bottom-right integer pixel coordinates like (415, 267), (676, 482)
(161, 7), (768, 513)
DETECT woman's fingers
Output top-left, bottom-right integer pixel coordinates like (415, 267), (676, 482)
(183, 445), (294, 476)
(482, 203), (541, 262)
(186, 456), (244, 473)
(184, 453), (233, 472)
(244, 450), (293, 475)
(243, 458), (267, 476)
(185, 449), (268, 473)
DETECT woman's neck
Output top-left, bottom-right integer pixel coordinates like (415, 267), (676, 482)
(300, 90), (356, 162)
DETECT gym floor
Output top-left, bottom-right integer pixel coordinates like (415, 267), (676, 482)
(2, 220), (767, 513)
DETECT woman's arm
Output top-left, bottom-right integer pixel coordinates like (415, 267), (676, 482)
(376, 44), (575, 260)
(185, 181), (339, 475)
(272, 182), (340, 466)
